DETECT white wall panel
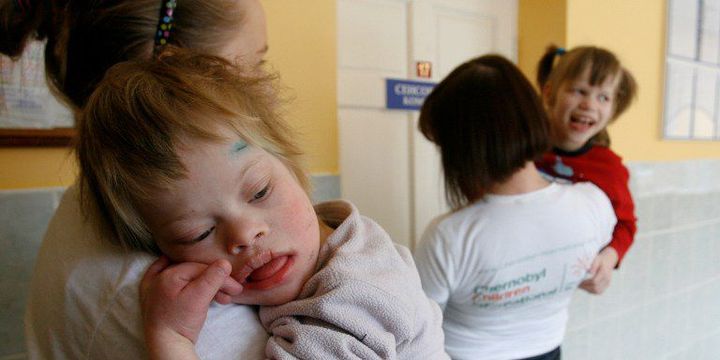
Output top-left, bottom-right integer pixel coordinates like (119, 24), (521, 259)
(339, 0), (517, 248)
(338, 108), (411, 245)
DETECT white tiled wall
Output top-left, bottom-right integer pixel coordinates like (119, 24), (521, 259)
(563, 159), (720, 360)
(0, 188), (65, 360)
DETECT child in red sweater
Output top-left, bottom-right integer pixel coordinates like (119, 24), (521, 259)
(536, 45), (638, 295)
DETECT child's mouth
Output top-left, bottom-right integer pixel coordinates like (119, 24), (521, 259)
(238, 253), (295, 291)
(569, 115), (596, 131)
(248, 256), (288, 282)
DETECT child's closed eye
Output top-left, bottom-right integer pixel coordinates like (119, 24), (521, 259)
(172, 226), (216, 245)
(251, 184), (271, 202)
(193, 226), (215, 242)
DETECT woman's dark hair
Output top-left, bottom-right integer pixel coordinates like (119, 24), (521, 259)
(536, 44), (638, 146)
(419, 54), (550, 209)
(1, 0), (245, 110)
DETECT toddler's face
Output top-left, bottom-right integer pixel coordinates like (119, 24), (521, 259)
(139, 136), (321, 306)
(547, 67), (619, 151)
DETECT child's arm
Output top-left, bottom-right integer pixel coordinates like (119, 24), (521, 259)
(579, 246), (618, 294)
(580, 209), (634, 294)
(605, 195), (636, 267)
(140, 256), (242, 360)
(581, 153), (637, 295)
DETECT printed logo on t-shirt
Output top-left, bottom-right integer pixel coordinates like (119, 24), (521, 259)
(470, 242), (595, 308)
(472, 269), (545, 304)
(553, 156), (574, 178)
(572, 255), (594, 279)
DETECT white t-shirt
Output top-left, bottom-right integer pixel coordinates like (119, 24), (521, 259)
(414, 182), (616, 360)
(24, 185), (268, 359)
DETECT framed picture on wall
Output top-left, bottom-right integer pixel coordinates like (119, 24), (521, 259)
(0, 41), (75, 146)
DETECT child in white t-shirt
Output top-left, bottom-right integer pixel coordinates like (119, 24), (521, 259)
(414, 54), (616, 360)
(77, 50), (448, 359)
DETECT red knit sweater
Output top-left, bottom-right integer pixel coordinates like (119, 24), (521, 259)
(536, 145), (636, 265)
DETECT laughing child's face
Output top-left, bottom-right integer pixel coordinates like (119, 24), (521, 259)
(138, 132), (324, 306)
(547, 67), (619, 151)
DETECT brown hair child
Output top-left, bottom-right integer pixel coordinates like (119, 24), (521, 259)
(537, 45), (638, 294)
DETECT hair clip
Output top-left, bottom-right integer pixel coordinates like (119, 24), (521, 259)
(154, 0), (177, 47)
(556, 47), (566, 56)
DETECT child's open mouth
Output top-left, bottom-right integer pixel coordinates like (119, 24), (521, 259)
(238, 253), (295, 291)
(569, 115), (596, 132)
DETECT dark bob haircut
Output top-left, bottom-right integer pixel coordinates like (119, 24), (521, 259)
(419, 54), (550, 209)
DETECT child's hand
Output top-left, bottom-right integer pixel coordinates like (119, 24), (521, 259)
(140, 256), (242, 359)
(579, 247), (619, 295)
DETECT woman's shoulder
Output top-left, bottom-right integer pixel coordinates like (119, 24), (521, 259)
(25, 185), (154, 358)
(418, 203), (495, 249)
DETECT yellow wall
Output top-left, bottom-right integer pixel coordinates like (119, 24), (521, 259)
(0, 148), (76, 188)
(0, 0), (338, 189)
(520, 0), (720, 161)
(265, 0), (338, 174)
(518, 0), (566, 87)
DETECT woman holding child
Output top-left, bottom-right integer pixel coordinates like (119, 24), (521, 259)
(3, 0), (271, 358)
(413, 55), (617, 359)
(5, 0), (447, 358)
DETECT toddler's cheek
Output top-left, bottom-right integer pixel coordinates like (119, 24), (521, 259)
(276, 194), (317, 235)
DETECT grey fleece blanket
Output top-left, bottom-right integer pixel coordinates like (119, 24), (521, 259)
(259, 200), (448, 360)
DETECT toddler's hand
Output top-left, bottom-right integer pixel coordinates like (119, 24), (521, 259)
(140, 256), (242, 358)
(579, 247), (619, 295)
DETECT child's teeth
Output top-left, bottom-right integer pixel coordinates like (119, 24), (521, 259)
(572, 116), (593, 125)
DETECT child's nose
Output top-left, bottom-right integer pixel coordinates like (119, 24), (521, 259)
(579, 95), (594, 110)
(226, 217), (268, 254)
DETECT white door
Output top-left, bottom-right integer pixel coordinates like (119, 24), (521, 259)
(338, 0), (517, 248)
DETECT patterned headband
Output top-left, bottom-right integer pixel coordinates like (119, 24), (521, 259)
(154, 0), (177, 48)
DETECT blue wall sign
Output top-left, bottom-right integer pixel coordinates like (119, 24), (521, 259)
(385, 78), (436, 110)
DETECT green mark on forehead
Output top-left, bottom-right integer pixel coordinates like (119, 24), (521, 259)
(230, 140), (248, 155)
